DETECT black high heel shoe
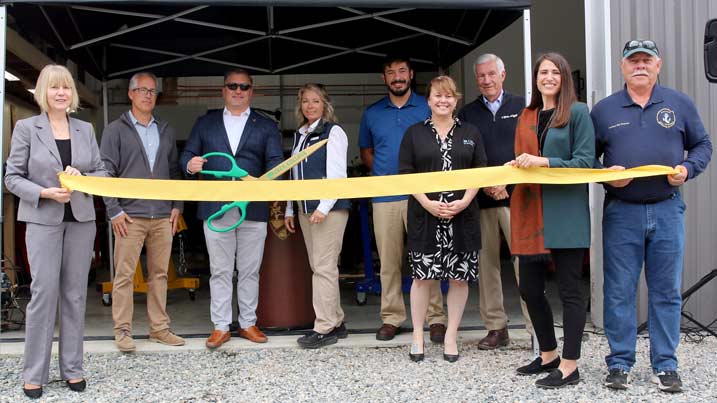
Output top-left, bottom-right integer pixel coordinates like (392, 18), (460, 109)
(22, 385), (43, 399)
(66, 379), (87, 392)
(409, 342), (424, 362)
(443, 342), (460, 362)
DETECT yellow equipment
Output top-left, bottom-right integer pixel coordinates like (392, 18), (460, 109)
(99, 214), (199, 306)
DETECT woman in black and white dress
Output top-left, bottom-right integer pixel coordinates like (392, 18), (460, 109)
(398, 75), (487, 362)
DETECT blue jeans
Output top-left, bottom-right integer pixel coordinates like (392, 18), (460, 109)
(602, 192), (685, 373)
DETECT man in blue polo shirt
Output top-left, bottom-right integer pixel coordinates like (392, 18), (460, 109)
(592, 39), (712, 393)
(359, 55), (446, 342)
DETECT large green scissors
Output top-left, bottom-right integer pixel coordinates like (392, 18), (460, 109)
(201, 139), (328, 232)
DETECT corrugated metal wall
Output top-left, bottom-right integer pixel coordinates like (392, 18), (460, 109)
(610, 0), (717, 325)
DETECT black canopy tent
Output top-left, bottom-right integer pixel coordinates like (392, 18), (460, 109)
(1, 0), (530, 79)
(0, 0), (532, 253)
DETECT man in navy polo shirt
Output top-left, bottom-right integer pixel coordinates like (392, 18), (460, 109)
(359, 55), (446, 342)
(458, 53), (533, 350)
(592, 39), (712, 393)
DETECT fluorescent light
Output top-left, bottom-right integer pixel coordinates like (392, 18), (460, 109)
(27, 89), (35, 94)
(4, 71), (20, 81)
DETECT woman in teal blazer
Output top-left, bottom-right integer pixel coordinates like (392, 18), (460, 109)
(507, 52), (595, 389)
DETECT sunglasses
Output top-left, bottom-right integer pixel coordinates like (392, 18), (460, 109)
(132, 87), (159, 96)
(622, 40), (659, 56)
(224, 82), (253, 91)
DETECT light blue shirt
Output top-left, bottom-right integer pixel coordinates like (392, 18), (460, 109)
(128, 110), (160, 172)
(483, 90), (504, 116)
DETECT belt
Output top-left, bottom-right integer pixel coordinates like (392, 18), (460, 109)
(606, 192), (677, 204)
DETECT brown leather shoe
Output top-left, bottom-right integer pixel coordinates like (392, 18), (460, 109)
(478, 327), (510, 350)
(205, 330), (231, 349)
(238, 325), (268, 343)
(429, 323), (447, 344)
(376, 324), (400, 341)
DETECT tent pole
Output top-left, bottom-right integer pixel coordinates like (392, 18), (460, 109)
(522, 9), (532, 106)
(0, 6), (7, 260)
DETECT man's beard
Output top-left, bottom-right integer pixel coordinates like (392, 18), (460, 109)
(387, 81), (410, 97)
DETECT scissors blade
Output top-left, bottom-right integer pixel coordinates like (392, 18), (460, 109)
(257, 138), (328, 180)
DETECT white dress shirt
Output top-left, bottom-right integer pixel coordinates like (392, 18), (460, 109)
(285, 119), (348, 217)
(223, 107), (251, 154)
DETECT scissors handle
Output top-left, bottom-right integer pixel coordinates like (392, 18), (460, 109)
(206, 201), (249, 233)
(200, 152), (249, 179)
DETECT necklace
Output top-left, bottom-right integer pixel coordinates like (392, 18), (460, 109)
(49, 114), (70, 139)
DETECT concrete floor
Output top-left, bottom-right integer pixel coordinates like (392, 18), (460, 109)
(1, 258), (579, 345)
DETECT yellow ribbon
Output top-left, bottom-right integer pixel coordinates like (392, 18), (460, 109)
(59, 165), (677, 202)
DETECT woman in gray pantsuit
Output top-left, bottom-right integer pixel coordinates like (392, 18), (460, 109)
(4, 64), (106, 399)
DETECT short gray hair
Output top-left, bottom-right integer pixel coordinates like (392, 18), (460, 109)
(473, 53), (505, 75)
(128, 72), (158, 90)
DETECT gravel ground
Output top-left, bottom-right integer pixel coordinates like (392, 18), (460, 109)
(1, 334), (715, 403)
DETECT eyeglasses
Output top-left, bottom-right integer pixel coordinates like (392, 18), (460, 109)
(622, 40), (659, 57)
(224, 82), (252, 91)
(132, 87), (159, 96)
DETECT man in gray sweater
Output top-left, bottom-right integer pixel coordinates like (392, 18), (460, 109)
(100, 72), (184, 352)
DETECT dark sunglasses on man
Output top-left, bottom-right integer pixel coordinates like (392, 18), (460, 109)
(622, 39), (660, 58)
(224, 82), (253, 91)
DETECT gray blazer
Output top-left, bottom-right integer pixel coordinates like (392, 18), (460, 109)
(4, 113), (107, 225)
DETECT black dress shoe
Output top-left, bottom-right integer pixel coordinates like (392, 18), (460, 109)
(297, 330), (338, 349)
(409, 343), (424, 362)
(516, 356), (561, 375)
(22, 386), (43, 399)
(443, 353), (460, 363)
(335, 323), (348, 339)
(67, 379), (87, 392)
(536, 368), (580, 389)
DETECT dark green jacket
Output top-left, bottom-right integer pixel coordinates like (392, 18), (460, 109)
(541, 102), (595, 249)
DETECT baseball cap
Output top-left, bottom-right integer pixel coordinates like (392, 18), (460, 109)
(622, 39), (660, 58)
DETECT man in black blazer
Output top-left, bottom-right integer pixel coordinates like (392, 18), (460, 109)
(457, 54), (532, 350)
(180, 69), (283, 348)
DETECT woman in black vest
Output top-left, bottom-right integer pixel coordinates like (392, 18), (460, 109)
(285, 83), (350, 349)
(398, 76), (487, 362)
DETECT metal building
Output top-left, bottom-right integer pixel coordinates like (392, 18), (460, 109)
(586, 0), (717, 328)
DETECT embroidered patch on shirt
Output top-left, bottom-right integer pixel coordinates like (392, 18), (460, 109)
(500, 114), (519, 119)
(463, 139), (475, 147)
(656, 108), (676, 128)
(608, 122), (630, 130)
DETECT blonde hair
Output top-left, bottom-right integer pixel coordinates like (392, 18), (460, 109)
(33, 64), (79, 113)
(426, 75), (463, 103)
(295, 83), (338, 128)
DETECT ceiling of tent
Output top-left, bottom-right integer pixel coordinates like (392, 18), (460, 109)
(2, 1), (530, 79)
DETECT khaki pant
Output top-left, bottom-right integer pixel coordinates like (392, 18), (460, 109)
(299, 209), (349, 334)
(478, 207), (533, 334)
(112, 217), (173, 334)
(373, 200), (445, 327)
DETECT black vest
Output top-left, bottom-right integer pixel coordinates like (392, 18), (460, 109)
(291, 120), (351, 214)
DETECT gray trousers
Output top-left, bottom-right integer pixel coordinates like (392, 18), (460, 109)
(203, 210), (267, 330)
(23, 221), (95, 385)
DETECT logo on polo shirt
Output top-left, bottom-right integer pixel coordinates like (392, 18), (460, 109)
(463, 139), (475, 147)
(500, 114), (519, 119)
(656, 108), (676, 128)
